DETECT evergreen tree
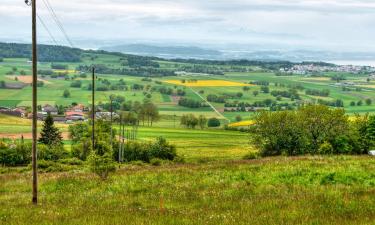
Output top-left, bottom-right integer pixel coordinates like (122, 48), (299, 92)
(39, 113), (63, 146)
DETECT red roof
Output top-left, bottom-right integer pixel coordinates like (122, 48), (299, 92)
(66, 111), (84, 116)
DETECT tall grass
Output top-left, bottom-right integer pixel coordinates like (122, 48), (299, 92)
(0, 156), (374, 224)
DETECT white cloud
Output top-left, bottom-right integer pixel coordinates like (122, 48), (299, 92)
(2, 0), (375, 51)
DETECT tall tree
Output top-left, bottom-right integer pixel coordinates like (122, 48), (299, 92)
(198, 115), (207, 129)
(39, 113), (63, 146)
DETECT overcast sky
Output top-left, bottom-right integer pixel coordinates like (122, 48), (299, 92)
(2, 0), (375, 51)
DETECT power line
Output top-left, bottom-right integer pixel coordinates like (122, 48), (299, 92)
(37, 14), (59, 46)
(42, 0), (74, 47)
(41, 0), (74, 48)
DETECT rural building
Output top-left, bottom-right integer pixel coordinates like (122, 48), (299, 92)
(53, 117), (67, 123)
(66, 111), (85, 121)
(0, 107), (26, 118)
(96, 112), (119, 120)
(42, 104), (58, 115)
(70, 104), (85, 113)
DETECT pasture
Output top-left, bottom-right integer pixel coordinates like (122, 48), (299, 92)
(0, 156), (374, 225)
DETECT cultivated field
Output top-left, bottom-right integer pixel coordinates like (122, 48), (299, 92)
(2, 54), (375, 123)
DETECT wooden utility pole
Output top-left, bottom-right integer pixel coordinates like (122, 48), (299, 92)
(91, 67), (95, 150)
(110, 96), (113, 148)
(31, 0), (38, 205)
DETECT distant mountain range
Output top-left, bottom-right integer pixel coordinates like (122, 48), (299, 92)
(100, 44), (375, 65)
(100, 44), (222, 59)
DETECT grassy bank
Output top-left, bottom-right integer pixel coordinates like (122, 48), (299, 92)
(1, 156), (374, 224)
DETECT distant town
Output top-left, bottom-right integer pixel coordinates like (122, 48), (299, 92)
(279, 64), (375, 75)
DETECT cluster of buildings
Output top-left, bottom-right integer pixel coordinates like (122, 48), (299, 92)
(0, 104), (86, 123)
(279, 64), (375, 75)
(0, 103), (119, 123)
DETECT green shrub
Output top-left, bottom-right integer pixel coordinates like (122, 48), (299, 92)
(207, 118), (221, 127)
(120, 137), (177, 163)
(318, 142), (334, 155)
(88, 153), (117, 180)
(0, 141), (32, 166)
(35, 160), (68, 172)
(150, 158), (162, 166)
(149, 137), (177, 161)
(57, 157), (83, 165)
(243, 152), (260, 160)
(122, 141), (151, 162)
(38, 144), (68, 161)
(71, 139), (92, 161)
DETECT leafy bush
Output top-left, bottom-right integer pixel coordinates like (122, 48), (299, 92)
(120, 137), (177, 163)
(208, 118), (221, 127)
(88, 153), (117, 180)
(36, 160), (68, 172)
(71, 139), (92, 161)
(57, 157), (83, 165)
(0, 141), (32, 166)
(243, 152), (260, 160)
(318, 142), (334, 155)
(38, 144), (68, 161)
(149, 137), (177, 161)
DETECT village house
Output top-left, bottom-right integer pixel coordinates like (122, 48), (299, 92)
(65, 111), (85, 121)
(42, 104), (58, 115)
(0, 107), (27, 118)
(70, 104), (85, 113)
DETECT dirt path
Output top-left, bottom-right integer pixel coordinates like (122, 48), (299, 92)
(189, 87), (229, 121)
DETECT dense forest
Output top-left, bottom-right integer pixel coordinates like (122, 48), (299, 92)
(0, 43), (82, 62)
(0, 42), (336, 71)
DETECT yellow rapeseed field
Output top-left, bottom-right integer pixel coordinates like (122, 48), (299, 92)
(228, 120), (255, 127)
(359, 85), (375, 89)
(164, 80), (252, 87)
(302, 77), (330, 81)
(53, 69), (77, 74)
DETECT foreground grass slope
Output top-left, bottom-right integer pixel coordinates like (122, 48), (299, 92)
(1, 156), (374, 225)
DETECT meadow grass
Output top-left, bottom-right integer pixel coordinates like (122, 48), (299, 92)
(0, 156), (374, 225)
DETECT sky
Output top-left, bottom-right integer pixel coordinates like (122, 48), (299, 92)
(2, 0), (375, 51)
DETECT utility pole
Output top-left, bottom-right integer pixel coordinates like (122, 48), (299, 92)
(91, 67), (95, 150)
(25, 0), (38, 205)
(110, 96), (113, 149)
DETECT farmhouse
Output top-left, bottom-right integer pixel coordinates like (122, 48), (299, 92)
(70, 104), (85, 113)
(0, 107), (27, 117)
(66, 111), (85, 121)
(42, 104), (58, 115)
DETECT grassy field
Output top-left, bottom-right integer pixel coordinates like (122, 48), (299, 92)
(0, 113), (249, 162)
(0, 156), (374, 225)
(2, 55), (375, 124)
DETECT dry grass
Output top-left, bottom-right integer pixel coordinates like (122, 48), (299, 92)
(5, 75), (51, 84)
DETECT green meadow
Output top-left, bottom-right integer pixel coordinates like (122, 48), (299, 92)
(1, 156), (374, 225)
